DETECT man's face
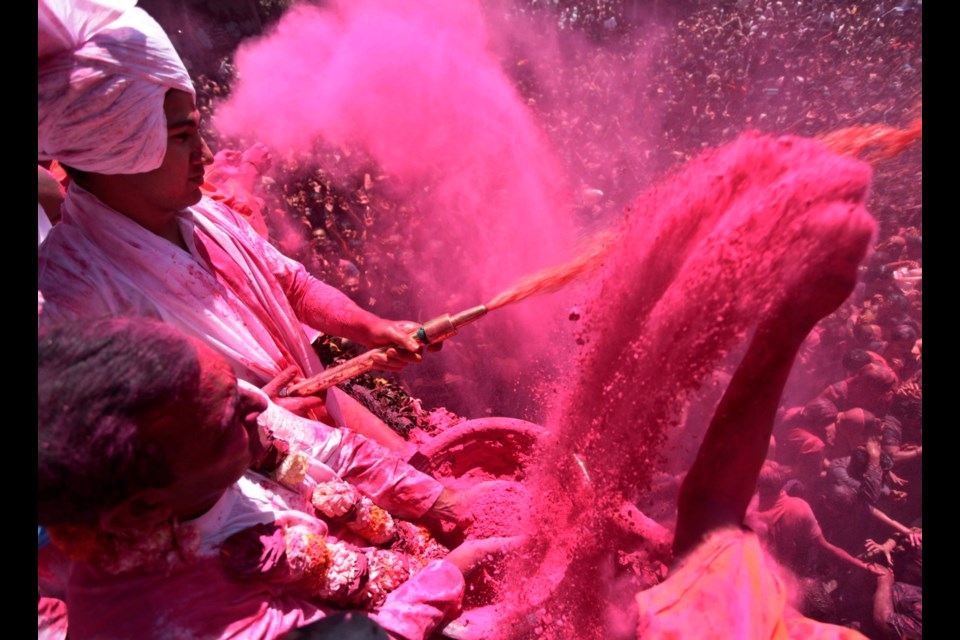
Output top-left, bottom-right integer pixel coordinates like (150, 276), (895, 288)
(94, 90), (212, 225)
(142, 89), (210, 211)
(149, 342), (267, 519)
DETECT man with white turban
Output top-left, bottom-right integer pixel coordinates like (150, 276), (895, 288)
(37, 3), (476, 637)
(37, 0), (422, 452)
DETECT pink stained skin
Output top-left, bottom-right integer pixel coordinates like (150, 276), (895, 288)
(214, 0), (578, 417)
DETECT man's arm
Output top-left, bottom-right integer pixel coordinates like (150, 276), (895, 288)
(259, 397), (443, 519)
(673, 313), (809, 557)
(673, 208), (871, 558)
(232, 206), (423, 369)
(872, 570), (897, 637)
(815, 532), (878, 574)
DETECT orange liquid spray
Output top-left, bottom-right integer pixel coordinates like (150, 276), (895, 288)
(485, 232), (614, 311)
(819, 116), (922, 162)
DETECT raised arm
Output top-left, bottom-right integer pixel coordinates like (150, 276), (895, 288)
(673, 211), (872, 558)
(673, 310), (812, 557)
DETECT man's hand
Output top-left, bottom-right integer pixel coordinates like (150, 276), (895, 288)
(888, 472), (909, 488)
(864, 538), (895, 566)
(365, 319), (433, 372)
(425, 482), (515, 532)
(241, 142), (272, 174)
(444, 536), (528, 580)
(769, 206), (874, 338)
(261, 365), (328, 417)
(906, 528), (922, 551)
(426, 487), (463, 525)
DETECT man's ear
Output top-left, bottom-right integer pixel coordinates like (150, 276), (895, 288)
(99, 489), (173, 533)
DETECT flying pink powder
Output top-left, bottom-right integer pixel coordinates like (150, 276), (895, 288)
(215, 0), (579, 416)
(211, 6), (883, 636)
(499, 132), (876, 639)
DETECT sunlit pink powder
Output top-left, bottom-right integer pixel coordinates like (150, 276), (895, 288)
(215, 0), (578, 416)
(498, 132), (876, 639)
(212, 4), (881, 637)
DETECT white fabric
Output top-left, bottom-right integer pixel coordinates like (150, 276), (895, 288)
(191, 474), (297, 554)
(38, 0), (195, 174)
(38, 182), (324, 384)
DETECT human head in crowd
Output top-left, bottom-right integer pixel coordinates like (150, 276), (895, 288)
(847, 363), (897, 414)
(801, 397), (839, 430)
(833, 408), (877, 457)
(842, 348), (881, 375)
(887, 324), (918, 354)
(756, 461), (785, 500)
(890, 394), (922, 442)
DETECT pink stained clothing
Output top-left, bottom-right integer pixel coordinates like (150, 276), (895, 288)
(635, 528), (866, 640)
(37, 597), (67, 640)
(203, 177), (271, 239)
(38, 182), (347, 387)
(66, 473), (464, 640)
(252, 389), (444, 520)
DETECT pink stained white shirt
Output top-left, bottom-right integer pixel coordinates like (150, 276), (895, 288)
(635, 528), (867, 640)
(39, 182), (354, 391)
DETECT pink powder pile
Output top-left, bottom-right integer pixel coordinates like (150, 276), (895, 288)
(462, 480), (531, 541)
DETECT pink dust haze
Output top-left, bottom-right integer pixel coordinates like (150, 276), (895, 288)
(215, 0), (578, 417)
(212, 4), (888, 637)
(499, 133), (876, 639)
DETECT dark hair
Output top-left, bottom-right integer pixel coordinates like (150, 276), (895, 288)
(889, 324), (918, 344)
(756, 461), (784, 498)
(801, 398), (838, 427)
(842, 349), (873, 374)
(890, 394), (922, 441)
(854, 363), (897, 391)
(38, 318), (203, 526)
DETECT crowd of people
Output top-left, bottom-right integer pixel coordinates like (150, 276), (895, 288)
(762, 222), (922, 635)
(176, 0), (921, 326)
(39, 0), (920, 638)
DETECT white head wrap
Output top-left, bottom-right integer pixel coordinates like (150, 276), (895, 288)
(38, 0), (196, 174)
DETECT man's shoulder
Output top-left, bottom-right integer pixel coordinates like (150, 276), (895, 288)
(192, 196), (254, 233)
(779, 495), (818, 524)
(38, 221), (159, 324)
